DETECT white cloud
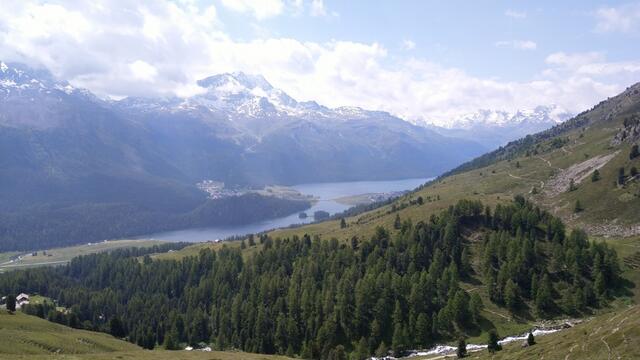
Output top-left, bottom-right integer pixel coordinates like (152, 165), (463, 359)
(545, 52), (605, 67)
(310, 0), (326, 16)
(495, 40), (537, 50)
(402, 39), (416, 50)
(129, 60), (158, 81)
(0, 1), (637, 127)
(594, 3), (640, 33)
(220, 0), (284, 20)
(505, 9), (527, 19)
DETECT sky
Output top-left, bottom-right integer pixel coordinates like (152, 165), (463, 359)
(0, 0), (639, 126)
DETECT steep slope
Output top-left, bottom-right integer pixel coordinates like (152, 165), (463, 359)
(0, 310), (292, 360)
(0, 310), (140, 355)
(465, 305), (640, 360)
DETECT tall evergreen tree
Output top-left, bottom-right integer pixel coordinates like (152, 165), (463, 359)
(456, 338), (467, 358)
(6, 294), (15, 312)
(487, 330), (502, 353)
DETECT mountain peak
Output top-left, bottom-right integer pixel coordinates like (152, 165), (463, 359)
(197, 71), (273, 92)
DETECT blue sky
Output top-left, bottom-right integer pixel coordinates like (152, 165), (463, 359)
(217, 0), (637, 80)
(1, 0), (639, 125)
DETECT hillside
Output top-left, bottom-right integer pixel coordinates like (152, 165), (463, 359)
(465, 304), (640, 360)
(269, 82), (640, 241)
(0, 310), (292, 360)
(0, 198), (626, 359)
(0, 310), (140, 356)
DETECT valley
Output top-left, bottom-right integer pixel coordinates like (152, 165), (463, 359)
(1, 83), (639, 359)
(132, 178), (427, 243)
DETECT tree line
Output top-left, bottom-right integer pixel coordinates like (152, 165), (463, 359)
(0, 197), (621, 359)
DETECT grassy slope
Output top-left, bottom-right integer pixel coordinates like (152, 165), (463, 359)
(0, 239), (167, 272)
(465, 304), (640, 360)
(0, 310), (139, 356)
(0, 310), (292, 360)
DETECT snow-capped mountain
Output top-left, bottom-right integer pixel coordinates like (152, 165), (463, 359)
(1, 61), (486, 191)
(116, 71), (377, 122)
(426, 106), (574, 150)
(0, 61), (93, 99)
(445, 105), (572, 130)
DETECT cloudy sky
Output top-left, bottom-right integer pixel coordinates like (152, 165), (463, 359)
(1, 0), (639, 126)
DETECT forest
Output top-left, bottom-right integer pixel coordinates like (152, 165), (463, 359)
(0, 193), (310, 252)
(0, 197), (622, 359)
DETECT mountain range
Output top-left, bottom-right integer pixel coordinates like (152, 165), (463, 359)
(425, 105), (573, 149)
(0, 62), (490, 249)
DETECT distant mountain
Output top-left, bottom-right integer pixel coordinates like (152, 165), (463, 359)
(112, 70), (486, 185)
(0, 62), (486, 250)
(424, 106), (573, 150)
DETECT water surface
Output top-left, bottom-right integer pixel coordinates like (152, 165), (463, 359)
(142, 178), (429, 242)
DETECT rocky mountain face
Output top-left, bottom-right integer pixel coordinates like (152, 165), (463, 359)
(110, 70), (487, 186)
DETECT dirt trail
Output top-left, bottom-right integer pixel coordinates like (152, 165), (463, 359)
(485, 308), (511, 320)
(508, 173), (545, 193)
(600, 337), (612, 360)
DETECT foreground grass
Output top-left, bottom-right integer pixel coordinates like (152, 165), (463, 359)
(0, 239), (166, 272)
(3, 350), (293, 360)
(0, 310), (292, 360)
(0, 310), (139, 356)
(466, 305), (640, 360)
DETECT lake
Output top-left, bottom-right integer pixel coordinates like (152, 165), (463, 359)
(141, 178), (429, 242)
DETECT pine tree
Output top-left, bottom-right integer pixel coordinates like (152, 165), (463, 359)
(504, 279), (520, 312)
(415, 313), (431, 347)
(375, 342), (388, 358)
(392, 322), (406, 356)
(394, 214), (401, 230)
(535, 274), (552, 315)
(456, 337), (467, 358)
(353, 337), (369, 360)
(574, 200), (583, 213)
(487, 329), (502, 353)
(164, 331), (180, 350)
(630, 144), (639, 160)
(340, 218), (347, 229)
(527, 332), (535, 346)
(595, 272), (606, 303)
(6, 294), (16, 312)
(618, 167), (626, 185)
(460, 247), (471, 276)
(109, 316), (126, 338)
(568, 178), (577, 191)
(469, 293), (483, 324)
(591, 169), (600, 182)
